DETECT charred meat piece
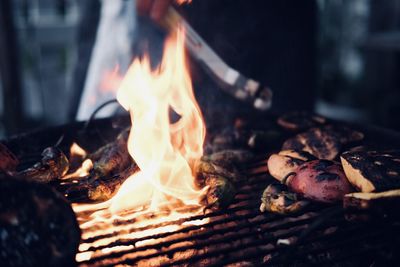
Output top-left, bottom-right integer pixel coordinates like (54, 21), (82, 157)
(282, 126), (364, 160)
(341, 150), (400, 192)
(0, 143), (19, 172)
(324, 124), (364, 144)
(16, 147), (69, 183)
(286, 160), (354, 203)
(0, 177), (80, 267)
(344, 189), (400, 220)
(203, 175), (236, 210)
(267, 150), (316, 182)
(277, 111), (326, 131)
(260, 183), (308, 214)
(88, 128), (133, 181)
(87, 165), (138, 201)
(193, 158), (244, 184)
(65, 165), (138, 202)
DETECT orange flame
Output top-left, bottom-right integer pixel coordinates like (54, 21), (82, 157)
(108, 28), (206, 214)
(70, 142), (88, 158)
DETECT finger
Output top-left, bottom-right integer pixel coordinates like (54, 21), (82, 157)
(136, 0), (154, 16)
(150, 0), (171, 23)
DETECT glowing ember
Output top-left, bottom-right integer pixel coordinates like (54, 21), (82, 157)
(111, 27), (206, 213)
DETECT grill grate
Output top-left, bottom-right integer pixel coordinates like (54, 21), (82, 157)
(6, 117), (400, 267)
(67, 164), (400, 267)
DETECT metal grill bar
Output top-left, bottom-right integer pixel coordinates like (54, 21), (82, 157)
(82, 211), (321, 265)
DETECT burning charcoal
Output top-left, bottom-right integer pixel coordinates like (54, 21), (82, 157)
(344, 189), (400, 221)
(16, 147), (69, 183)
(285, 160), (354, 203)
(0, 143), (19, 172)
(203, 175), (236, 210)
(277, 111), (326, 132)
(267, 150), (316, 182)
(341, 150), (400, 193)
(88, 128), (133, 181)
(282, 125), (364, 160)
(0, 176), (80, 266)
(260, 183), (308, 214)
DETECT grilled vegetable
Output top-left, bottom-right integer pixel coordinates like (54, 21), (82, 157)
(193, 159), (243, 184)
(0, 143), (18, 172)
(286, 160), (354, 203)
(87, 165), (138, 201)
(260, 183), (308, 214)
(282, 126), (364, 160)
(277, 111), (326, 131)
(267, 150), (316, 182)
(203, 175), (236, 209)
(88, 128), (133, 181)
(344, 189), (400, 220)
(16, 147), (69, 183)
(0, 177), (80, 267)
(341, 150), (400, 193)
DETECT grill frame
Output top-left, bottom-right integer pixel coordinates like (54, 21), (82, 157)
(4, 115), (400, 266)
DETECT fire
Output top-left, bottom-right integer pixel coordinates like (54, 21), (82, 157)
(110, 27), (206, 213)
(73, 26), (209, 264)
(70, 142), (87, 158)
(62, 143), (93, 179)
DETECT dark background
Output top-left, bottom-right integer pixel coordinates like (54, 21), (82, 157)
(1, 0), (400, 137)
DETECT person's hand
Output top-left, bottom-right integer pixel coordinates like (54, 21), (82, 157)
(136, 0), (173, 24)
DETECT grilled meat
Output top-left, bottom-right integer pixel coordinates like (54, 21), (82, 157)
(16, 147), (69, 183)
(65, 165), (138, 202)
(87, 165), (138, 201)
(282, 126), (364, 160)
(260, 183), (308, 214)
(286, 160), (354, 203)
(203, 175), (236, 210)
(193, 158), (243, 184)
(0, 143), (18, 172)
(0, 177), (80, 267)
(267, 150), (316, 182)
(88, 128), (133, 181)
(341, 150), (400, 193)
(277, 111), (326, 131)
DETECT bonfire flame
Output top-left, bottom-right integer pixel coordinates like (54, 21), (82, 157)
(109, 28), (206, 214)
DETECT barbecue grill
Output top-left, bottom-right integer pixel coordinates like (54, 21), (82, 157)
(4, 115), (400, 267)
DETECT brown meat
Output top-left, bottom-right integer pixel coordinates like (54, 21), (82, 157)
(0, 176), (80, 267)
(341, 150), (400, 192)
(16, 147), (69, 183)
(88, 128), (132, 181)
(282, 126), (364, 160)
(286, 160), (354, 203)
